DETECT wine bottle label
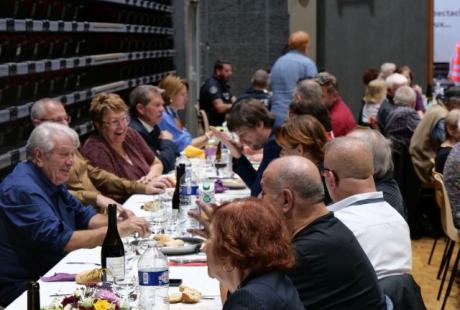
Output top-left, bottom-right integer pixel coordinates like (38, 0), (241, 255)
(138, 269), (169, 286)
(106, 256), (125, 282)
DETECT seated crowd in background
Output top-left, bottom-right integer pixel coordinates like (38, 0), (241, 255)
(31, 99), (169, 210)
(4, 32), (458, 308)
(81, 93), (164, 181)
(0, 123), (150, 306)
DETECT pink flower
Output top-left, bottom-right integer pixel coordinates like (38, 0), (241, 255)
(94, 290), (119, 304)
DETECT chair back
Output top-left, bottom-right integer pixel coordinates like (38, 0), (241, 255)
(433, 173), (460, 242)
(432, 170), (447, 233)
(200, 110), (210, 133)
(195, 102), (209, 135)
(195, 102), (210, 134)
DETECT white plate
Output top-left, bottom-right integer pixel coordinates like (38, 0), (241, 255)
(221, 178), (246, 189)
(160, 237), (203, 256)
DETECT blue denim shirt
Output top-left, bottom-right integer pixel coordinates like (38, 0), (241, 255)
(159, 106), (193, 152)
(0, 162), (96, 306)
(270, 50), (318, 119)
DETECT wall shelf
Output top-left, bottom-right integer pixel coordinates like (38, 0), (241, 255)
(0, 70), (175, 170)
(93, 0), (173, 13)
(0, 49), (175, 77)
(0, 19), (173, 34)
(0, 70), (175, 124)
(0, 1), (175, 176)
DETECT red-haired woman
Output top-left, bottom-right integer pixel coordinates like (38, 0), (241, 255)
(203, 197), (303, 309)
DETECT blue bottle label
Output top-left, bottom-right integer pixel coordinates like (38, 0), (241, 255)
(138, 270), (169, 286)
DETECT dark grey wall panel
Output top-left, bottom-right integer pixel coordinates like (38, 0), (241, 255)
(199, 0), (289, 96)
(317, 0), (429, 117)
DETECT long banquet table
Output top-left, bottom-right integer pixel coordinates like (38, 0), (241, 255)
(6, 186), (250, 310)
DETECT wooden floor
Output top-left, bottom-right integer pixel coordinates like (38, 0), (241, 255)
(412, 237), (460, 310)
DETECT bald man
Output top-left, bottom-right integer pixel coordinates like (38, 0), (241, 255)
(323, 137), (426, 308)
(324, 137), (411, 280)
(270, 31), (318, 119)
(260, 156), (386, 309)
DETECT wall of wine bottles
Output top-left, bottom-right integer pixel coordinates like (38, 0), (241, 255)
(0, 0), (176, 178)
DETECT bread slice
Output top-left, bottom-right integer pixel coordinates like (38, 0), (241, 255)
(179, 285), (202, 303)
(75, 268), (102, 284)
(168, 292), (183, 304)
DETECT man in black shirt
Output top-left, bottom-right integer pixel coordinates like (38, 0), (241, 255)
(260, 156), (387, 310)
(236, 69), (271, 109)
(199, 60), (236, 126)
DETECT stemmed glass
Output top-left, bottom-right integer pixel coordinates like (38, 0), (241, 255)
(113, 272), (138, 307)
(214, 160), (227, 178)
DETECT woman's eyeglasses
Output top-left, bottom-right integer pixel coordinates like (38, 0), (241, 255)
(100, 115), (130, 129)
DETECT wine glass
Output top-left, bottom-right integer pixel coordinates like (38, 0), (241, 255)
(164, 209), (178, 235)
(113, 272), (138, 307)
(214, 160), (227, 178)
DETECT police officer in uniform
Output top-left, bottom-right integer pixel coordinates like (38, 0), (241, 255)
(199, 60), (236, 126)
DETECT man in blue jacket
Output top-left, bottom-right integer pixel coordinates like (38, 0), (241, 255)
(129, 85), (178, 173)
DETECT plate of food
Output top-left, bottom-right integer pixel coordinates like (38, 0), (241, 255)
(221, 178), (246, 189)
(154, 234), (203, 255)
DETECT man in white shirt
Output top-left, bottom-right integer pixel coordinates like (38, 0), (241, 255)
(323, 136), (412, 280)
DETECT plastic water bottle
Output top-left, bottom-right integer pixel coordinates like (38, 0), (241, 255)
(179, 166), (200, 235)
(200, 178), (215, 205)
(138, 241), (169, 310)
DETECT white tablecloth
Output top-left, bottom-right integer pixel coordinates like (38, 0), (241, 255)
(6, 186), (250, 309)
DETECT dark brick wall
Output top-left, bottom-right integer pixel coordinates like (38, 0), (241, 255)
(199, 0), (289, 97)
(317, 0), (429, 117)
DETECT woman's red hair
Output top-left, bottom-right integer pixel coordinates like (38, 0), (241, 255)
(210, 197), (295, 275)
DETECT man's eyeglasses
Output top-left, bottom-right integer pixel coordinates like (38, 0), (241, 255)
(39, 116), (71, 124)
(100, 115), (130, 129)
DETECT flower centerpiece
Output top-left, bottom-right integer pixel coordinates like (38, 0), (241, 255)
(43, 286), (130, 310)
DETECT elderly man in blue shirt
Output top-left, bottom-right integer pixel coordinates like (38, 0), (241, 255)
(0, 123), (150, 307)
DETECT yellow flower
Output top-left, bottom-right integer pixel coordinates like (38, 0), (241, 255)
(93, 299), (111, 310)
